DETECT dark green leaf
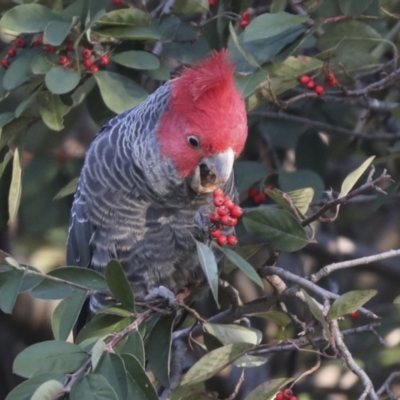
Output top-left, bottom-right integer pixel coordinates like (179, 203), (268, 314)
(244, 377), (294, 400)
(37, 91), (71, 131)
(204, 323), (262, 345)
(121, 354), (158, 400)
(172, 0), (209, 14)
(222, 244), (265, 275)
(169, 382), (205, 400)
(233, 161), (269, 193)
(105, 260), (135, 310)
(15, 88), (41, 118)
(98, 306), (133, 317)
(203, 332), (223, 351)
(70, 375), (118, 400)
(249, 310), (291, 327)
(112, 51), (160, 70)
(45, 67), (81, 95)
(96, 353), (128, 400)
(53, 177), (78, 200)
(195, 241), (219, 307)
(13, 341), (88, 378)
(278, 170), (324, 201)
(52, 290), (87, 341)
(119, 330), (144, 366)
(94, 71), (147, 114)
(5, 373), (64, 400)
(0, 270), (23, 314)
(339, 0), (373, 16)
(91, 339), (106, 371)
(0, 117), (31, 150)
(96, 8), (150, 26)
(243, 209), (308, 252)
(328, 290), (377, 320)
(146, 313), (176, 388)
(302, 289), (329, 334)
(181, 343), (253, 386)
(95, 26), (162, 41)
(0, 4), (64, 33)
(219, 247), (263, 288)
(44, 20), (73, 46)
(31, 54), (52, 75)
(31, 380), (64, 400)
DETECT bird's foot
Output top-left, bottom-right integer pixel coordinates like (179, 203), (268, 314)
(145, 286), (178, 309)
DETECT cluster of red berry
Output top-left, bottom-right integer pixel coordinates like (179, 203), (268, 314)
(275, 388), (297, 400)
(80, 48), (110, 73)
(248, 185), (273, 204)
(298, 71), (338, 96)
(209, 189), (243, 246)
(239, 11), (251, 28)
(1, 36), (26, 68)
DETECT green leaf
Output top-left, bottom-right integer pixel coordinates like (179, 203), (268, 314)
(8, 145), (23, 223)
(267, 188), (314, 216)
(45, 67), (81, 95)
(146, 313), (176, 388)
(70, 375), (118, 400)
(234, 354), (269, 368)
(195, 241), (219, 308)
(31, 380), (64, 400)
(112, 51), (160, 70)
(31, 267), (108, 300)
(105, 260), (135, 310)
(339, 0), (373, 16)
(5, 373), (64, 400)
(0, 117), (30, 150)
(233, 161), (269, 193)
(278, 170), (324, 201)
(37, 91), (71, 131)
(243, 12), (308, 42)
(96, 353), (128, 400)
(44, 20), (73, 46)
(223, 244), (264, 274)
(339, 156), (375, 198)
(394, 295), (400, 306)
(0, 4), (64, 33)
(53, 177), (78, 200)
(271, 0), (288, 13)
(169, 382), (205, 400)
(98, 306), (133, 317)
(204, 323), (262, 345)
(95, 26), (162, 41)
(172, 0), (209, 14)
(13, 341), (88, 378)
(302, 289), (329, 334)
(219, 247), (263, 289)
(243, 209), (309, 252)
(31, 54), (52, 75)
(249, 310), (291, 328)
(328, 290), (377, 320)
(76, 314), (130, 345)
(119, 330), (144, 366)
(94, 71), (147, 114)
(0, 269), (23, 313)
(71, 77), (96, 107)
(203, 332), (223, 351)
(181, 343), (253, 386)
(52, 290), (87, 341)
(244, 377), (294, 400)
(91, 339), (106, 371)
(121, 354), (158, 400)
(3, 48), (42, 91)
(96, 8), (150, 26)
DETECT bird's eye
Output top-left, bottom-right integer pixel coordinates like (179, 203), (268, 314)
(188, 136), (200, 148)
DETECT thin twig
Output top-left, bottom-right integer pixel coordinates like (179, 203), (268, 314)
(223, 369), (245, 400)
(377, 371), (400, 398)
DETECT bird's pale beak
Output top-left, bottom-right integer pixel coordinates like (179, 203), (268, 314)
(190, 148), (235, 194)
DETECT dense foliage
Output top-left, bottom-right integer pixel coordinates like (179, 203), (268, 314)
(1, 0), (400, 399)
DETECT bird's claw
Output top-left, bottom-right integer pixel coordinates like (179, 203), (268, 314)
(145, 286), (178, 309)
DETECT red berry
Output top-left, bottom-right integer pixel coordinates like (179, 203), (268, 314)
(326, 77), (338, 87)
(349, 310), (360, 319)
(14, 37), (26, 48)
(314, 85), (325, 95)
(58, 55), (69, 65)
(81, 48), (92, 59)
(217, 235), (227, 246)
(43, 44), (55, 53)
(36, 35), (43, 45)
(99, 55), (110, 66)
(224, 196), (235, 210)
(217, 206), (229, 216)
(66, 43), (74, 52)
(89, 64), (99, 73)
(213, 188), (224, 198)
(31, 42), (40, 48)
(1, 58), (10, 68)
(298, 74), (310, 85)
(112, 0), (122, 5)
(275, 393), (284, 400)
(227, 235), (237, 246)
(248, 187), (258, 198)
(241, 11), (251, 20)
(208, 0), (217, 6)
(283, 389), (293, 398)
(221, 215), (237, 227)
(306, 80), (316, 90)
(254, 193), (266, 204)
(213, 196), (224, 206)
(230, 205), (243, 218)
(239, 19), (249, 28)
(7, 48), (16, 57)
(210, 228), (222, 238)
(83, 59), (93, 68)
(325, 72), (335, 82)
(209, 212), (220, 223)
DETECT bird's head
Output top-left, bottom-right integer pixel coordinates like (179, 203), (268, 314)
(156, 50), (248, 194)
